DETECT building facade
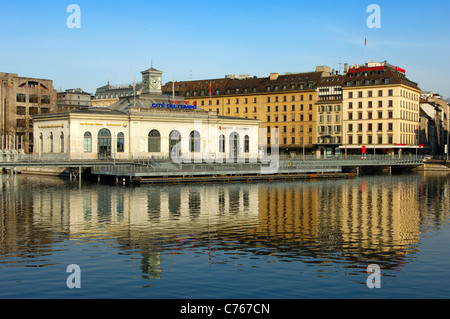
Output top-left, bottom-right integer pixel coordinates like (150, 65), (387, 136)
(163, 68), (326, 155)
(419, 99), (439, 155)
(33, 66), (260, 161)
(315, 73), (344, 157)
(92, 82), (142, 108)
(424, 93), (449, 156)
(419, 93), (449, 155)
(57, 88), (92, 111)
(0, 72), (57, 153)
(340, 61), (422, 156)
(33, 108), (260, 161)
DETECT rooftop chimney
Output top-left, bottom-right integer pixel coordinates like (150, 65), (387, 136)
(270, 73), (279, 81)
(315, 66), (331, 76)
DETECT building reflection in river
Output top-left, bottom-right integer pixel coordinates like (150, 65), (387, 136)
(0, 173), (449, 280)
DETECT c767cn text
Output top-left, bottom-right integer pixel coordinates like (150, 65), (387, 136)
(180, 303), (270, 316)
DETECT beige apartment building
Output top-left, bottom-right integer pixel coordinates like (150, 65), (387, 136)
(57, 88), (92, 111)
(341, 61), (421, 156)
(161, 61), (428, 157)
(422, 92), (449, 155)
(162, 69), (326, 155)
(0, 72), (57, 152)
(315, 73), (344, 157)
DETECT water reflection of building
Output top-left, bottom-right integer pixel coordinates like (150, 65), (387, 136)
(256, 176), (445, 264)
(54, 184), (260, 232)
(417, 172), (450, 230)
(339, 177), (421, 251)
(0, 174), (68, 256)
(1, 173), (449, 279)
(258, 183), (319, 243)
(25, 181), (260, 278)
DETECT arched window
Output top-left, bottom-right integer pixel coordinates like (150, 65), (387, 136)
(190, 130), (201, 152)
(229, 132), (239, 160)
(98, 128), (112, 159)
(244, 135), (250, 153)
(117, 132), (124, 152)
(49, 132), (53, 153)
(60, 132), (64, 153)
(169, 130), (181, 157)
(219, 134), (225, 153)
(148, 130), (161, 152)
(84, 132), (92, 152)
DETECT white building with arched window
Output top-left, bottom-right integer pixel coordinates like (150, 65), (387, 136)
(32, 105), (260, 162)
(32, 65), (260, 162)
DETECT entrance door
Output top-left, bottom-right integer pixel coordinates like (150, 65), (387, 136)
(98, 128), (111, 159)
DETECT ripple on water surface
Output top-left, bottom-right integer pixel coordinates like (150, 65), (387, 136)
(0, 174), (449, 298)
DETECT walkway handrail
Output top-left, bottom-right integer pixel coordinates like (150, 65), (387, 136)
(0, 153), (427, 168)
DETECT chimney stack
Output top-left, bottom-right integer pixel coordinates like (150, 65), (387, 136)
(270, 73), (279, 81)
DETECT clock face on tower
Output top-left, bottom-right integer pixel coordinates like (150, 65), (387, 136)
(142, 78), (148, 90)
(150, 77), (161, 89)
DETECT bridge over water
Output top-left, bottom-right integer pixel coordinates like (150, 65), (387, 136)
(0, 153), (426, 185)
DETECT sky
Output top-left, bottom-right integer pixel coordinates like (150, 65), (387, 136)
(1, 0), (449, 98)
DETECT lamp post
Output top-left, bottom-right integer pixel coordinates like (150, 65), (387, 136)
(302, 134), (305, 161)
(416, 128), (418, 160)
(447, 110), (450, 162)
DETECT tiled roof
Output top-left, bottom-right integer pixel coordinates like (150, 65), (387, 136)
(162, 71), (324, 97)
(317, 75), (345, 87)
(162, 63), (420, 98)
(342, 66), (419, 90)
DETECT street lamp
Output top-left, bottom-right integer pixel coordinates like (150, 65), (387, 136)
(416, 128), (418, 160)
(447, 111), (449, 161)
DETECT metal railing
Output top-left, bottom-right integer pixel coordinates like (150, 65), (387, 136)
(0, 152), (126, 167)
(92, 162), (269, 176)
(91, 156), (423, 177)
(279, 154), (428, 161)
(0, 152), (429, 171)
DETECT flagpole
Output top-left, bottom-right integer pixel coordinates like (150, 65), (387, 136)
(365, 35), (367, 64)
(133, 75), (136, 108)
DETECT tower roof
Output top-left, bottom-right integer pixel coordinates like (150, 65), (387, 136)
(141, 67), (162, 74)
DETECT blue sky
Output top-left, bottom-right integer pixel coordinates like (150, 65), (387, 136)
(1, 0), (449, 98)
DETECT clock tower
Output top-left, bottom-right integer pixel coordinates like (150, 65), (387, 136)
(141, 64), (163, 95)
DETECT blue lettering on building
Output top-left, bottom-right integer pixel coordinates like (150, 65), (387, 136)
(151, 103), (197, 110)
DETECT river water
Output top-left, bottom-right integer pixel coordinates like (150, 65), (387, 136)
(0, 172), (449, 299)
